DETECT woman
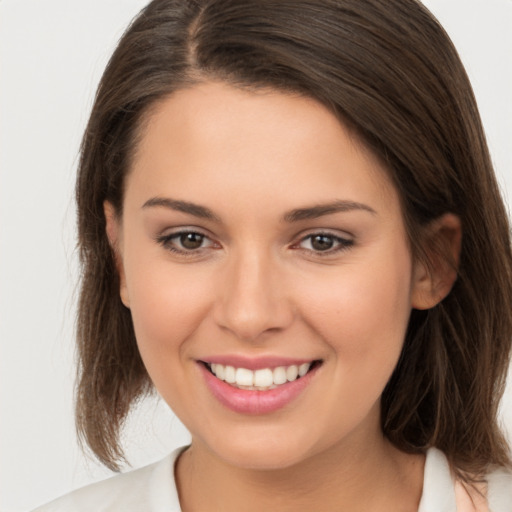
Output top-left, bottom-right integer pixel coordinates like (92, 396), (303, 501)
(35, 0), (512, 510)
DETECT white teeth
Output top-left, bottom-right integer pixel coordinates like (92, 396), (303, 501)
(273, 366), (287, 385)
(298, 363), (310, 377)
(225, 365), (236, 383)
(208, 361), (314, 390)
(286, 365), (298, 381)
(254, 368), (273, 388)
(235, 368), (254, 387)
(215, 364), (225, 380)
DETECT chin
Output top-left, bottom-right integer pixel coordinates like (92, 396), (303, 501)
(220, 447), (308, 471)
(201, 427), (323, 471)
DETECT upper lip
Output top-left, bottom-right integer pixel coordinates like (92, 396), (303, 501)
(199, 355), (319, 371)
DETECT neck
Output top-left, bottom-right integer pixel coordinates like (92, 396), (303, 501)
(175, 425), (424, 512)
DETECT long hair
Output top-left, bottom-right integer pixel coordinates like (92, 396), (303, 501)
(75, 0), (512, 475)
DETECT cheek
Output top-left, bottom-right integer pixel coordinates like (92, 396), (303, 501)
(299, 245), (413, 376)
(291, 248), (414, 441)
(123, 251), (214, 366)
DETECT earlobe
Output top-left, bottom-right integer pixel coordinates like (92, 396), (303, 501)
(411, 213), (462, 310)
(104, 201), (130, 308)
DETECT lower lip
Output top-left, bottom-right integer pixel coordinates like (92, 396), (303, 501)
(199, 363), (319, 415)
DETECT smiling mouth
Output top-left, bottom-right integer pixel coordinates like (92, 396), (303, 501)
(202, 361), (322, 391)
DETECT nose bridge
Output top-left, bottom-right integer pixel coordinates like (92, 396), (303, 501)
(214, 243), (292, 341)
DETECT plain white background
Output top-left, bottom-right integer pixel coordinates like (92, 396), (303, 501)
(1, 1), (511, 511)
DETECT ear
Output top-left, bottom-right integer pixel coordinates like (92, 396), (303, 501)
(411, 213), (462, 310)
(104, 201), (130, 308)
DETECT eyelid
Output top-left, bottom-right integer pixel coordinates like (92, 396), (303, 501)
(154, 226), (354, 257)
(155, 227), (220, 255)
(291, 229), (354, 255)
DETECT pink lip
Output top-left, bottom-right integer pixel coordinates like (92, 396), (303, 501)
(198, 360), (320, 415)
(200, 355), (315, 371)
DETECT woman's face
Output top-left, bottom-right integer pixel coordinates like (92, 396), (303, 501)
(109, 81), (427, 470)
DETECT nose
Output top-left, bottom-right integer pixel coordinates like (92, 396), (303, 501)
(213, 248), (294, 342)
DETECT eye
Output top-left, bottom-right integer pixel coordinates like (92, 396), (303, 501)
(156, 230), (217, 255)
(296, 232), (353, 254)
(177, 232), (206, 250)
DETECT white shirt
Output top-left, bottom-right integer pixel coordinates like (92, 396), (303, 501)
(33, 447), (512, 511)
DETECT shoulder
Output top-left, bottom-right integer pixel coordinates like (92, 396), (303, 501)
(454, 467), (512, 512)
(420, 448), (512, 512)
(32, 448), (186, 512)
(486, 465), (512, 511)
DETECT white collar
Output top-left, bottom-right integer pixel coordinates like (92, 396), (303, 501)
(418, 447), (457, 512)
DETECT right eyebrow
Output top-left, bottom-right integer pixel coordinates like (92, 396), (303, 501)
(282, 200), (377, 223)
(142, 197), (221, 222)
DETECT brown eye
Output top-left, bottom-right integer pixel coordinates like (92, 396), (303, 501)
(156, 230), (215, 255)
(296, 232), (354, 255)
(179, 232), (205, 250)
(310, 235), (335, 251)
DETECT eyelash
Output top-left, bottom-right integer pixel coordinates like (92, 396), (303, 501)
(155, 230), (216, 257)
(293, 232), (354, 256)
(155, 230), (354, 257)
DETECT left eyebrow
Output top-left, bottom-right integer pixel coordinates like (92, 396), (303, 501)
(283, 200), (377, 223)
(142, 197), (221, 222)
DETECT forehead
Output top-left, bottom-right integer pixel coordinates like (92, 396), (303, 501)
(126, 81), (399, 218)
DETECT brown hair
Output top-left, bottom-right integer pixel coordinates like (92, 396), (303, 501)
(75, 0), (512, 476)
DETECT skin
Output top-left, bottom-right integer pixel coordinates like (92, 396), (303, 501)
(105, 81), (461, 511)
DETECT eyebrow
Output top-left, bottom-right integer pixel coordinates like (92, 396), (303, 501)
(283, 200), (377, 222)
(142, 197), (376, 223)
(142, 197), (221, 222)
